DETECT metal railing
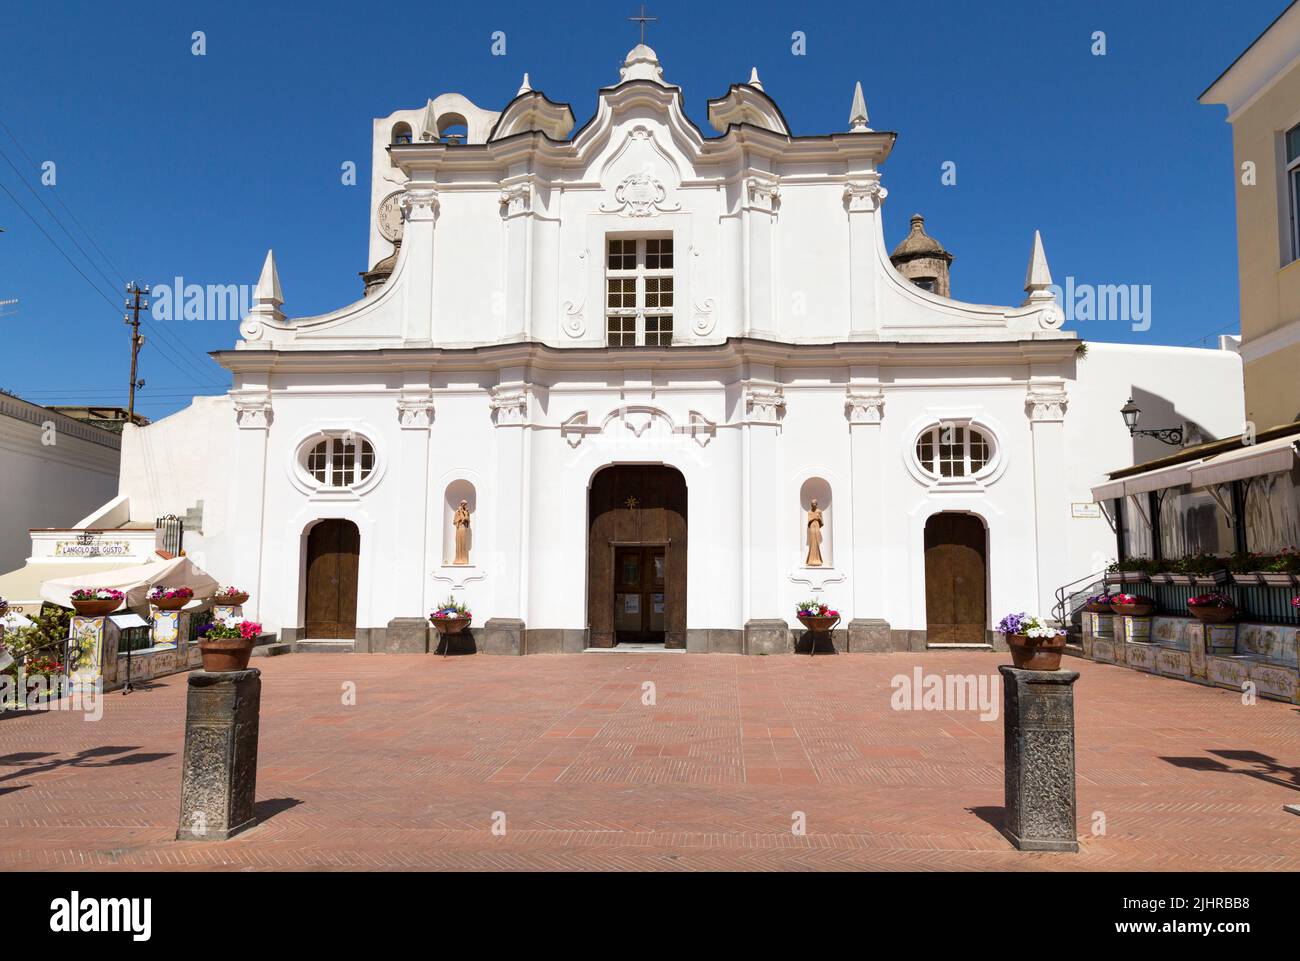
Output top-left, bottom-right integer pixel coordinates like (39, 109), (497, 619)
(1052, 569), (1109, 625)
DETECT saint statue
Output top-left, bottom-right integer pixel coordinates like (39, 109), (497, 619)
(453, 499), (471, 565)
(805, 498), (824, 567)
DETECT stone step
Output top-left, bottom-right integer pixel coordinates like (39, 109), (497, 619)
(926, 642), (993, 651)
(251, 642), (293, 658)
(295, 639), (355, 654)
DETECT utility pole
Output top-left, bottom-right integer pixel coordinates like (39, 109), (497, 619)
(124, 282), (149, 422)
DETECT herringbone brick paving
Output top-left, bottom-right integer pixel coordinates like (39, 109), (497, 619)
(1, 652), (1297, 870)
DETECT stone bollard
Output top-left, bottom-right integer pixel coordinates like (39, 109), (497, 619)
(997, 666), (1079, 853)
(176, 669), (261, 841)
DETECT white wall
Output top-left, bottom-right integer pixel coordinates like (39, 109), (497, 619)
(0, 401), (121, 572)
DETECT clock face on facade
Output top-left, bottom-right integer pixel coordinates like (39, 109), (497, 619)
(377, 191), (404, 243)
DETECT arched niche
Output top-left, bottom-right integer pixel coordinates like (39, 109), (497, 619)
(391, 121), (413, 145)
(442, 479), (477, 565)
(799, 477), (833, 567)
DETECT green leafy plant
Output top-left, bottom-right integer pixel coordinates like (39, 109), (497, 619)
(1264, 550), (1300, 574)
(1107, 557), (1159, 575)
(2, 605), (72, 686)
(1168, 553), (1226, 576)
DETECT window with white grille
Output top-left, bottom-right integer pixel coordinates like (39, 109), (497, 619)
(305, 436), (375, 488)
(606, 236), (674, 347)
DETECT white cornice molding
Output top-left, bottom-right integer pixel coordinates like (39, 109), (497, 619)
(1239, 313), (1300, 363)
(214, 336), (1080, 377)
(1200, 2), (1300, 121)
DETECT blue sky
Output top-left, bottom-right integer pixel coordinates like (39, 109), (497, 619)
(0, 0), (1279, 418)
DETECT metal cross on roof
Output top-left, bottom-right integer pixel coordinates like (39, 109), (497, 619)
(627, 4), (658, 45)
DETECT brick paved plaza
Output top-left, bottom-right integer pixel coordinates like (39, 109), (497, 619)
(1, 652), (1297, 871)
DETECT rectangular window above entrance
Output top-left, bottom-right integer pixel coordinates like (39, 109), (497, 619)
(606, 236), (674, 347)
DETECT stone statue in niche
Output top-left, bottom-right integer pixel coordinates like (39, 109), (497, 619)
(805, 499), (824, 567)
(453, 499), (471, 566)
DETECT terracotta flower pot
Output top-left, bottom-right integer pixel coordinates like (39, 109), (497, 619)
(1111, 601), (1155, 617)
(71, 598), (120, 617)
(1007, 633), (1066, 671)
(215, 592), (249, 606)
(430, 616), (470, 635)
(198, 637), (255, 672)
(152, 596), (190, 611)
(1082, 602), (1114, 614)
(797, 614), (839, 632)
(1189, 606), (1236, 624)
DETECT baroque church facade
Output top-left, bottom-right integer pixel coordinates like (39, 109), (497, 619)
(114, 43), (1244, 654)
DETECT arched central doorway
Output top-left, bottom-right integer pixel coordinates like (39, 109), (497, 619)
(588, 466), (687, 649)
(923, 512), (987, 644)
(304, 519), (360, 639)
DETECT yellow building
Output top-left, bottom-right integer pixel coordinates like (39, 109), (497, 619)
(1201, 1), (1300, 431)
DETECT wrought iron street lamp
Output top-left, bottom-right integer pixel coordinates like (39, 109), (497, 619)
(1119, 397), (1183, 446)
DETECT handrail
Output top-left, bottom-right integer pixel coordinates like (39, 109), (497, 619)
(1052, 569), (1109, 624)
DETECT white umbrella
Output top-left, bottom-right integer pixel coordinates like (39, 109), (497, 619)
(40, 555), (221, 611)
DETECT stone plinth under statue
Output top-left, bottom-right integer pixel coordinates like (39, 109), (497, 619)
(176, 668), (262, 841)
(998, 665), (1079, 853)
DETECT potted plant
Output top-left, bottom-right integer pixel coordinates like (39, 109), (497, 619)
(1181, 553), (1229, 589)
(795, 600), (840, 632)
(997, 612), (1067, 670)
(213, 586), (250, 606)
(1227, 553), (1260, 586)
(429, 597), (472, 635)
(194, 619), (262, 671)
(1110, 593), (1155, 617)
(1081, 591), (1116, 614)
(1148, 564), (1173, 586)
(69, 588), (124, 617)
(147, 584), (193, 611)
(1105, 558), (1154, 586)
(1262, 550), (1300, 588)
(1187, 592), (1237, 624)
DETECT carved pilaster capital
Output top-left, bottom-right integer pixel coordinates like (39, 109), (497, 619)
(397, 391), (435, 430)
(744, 174), (781, 214)
(489, 384), (531, 426)
(743, 383), (785, 424)
(499, 183), (531, 217)
(843, 177), (887, 213)
(400, 188), (440, 223)
(845, 388), (885, 424)
(231, 391), (273, 430)
(1026, 386), (1068, 423)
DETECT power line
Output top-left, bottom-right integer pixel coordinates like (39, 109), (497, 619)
(0, 139), (123, 296)
(0, 171), (225, 389)
(0, 114), (128, 283)
(0, 117), (226, 388)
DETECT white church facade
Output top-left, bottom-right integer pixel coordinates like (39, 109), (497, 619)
(108, 44), (1244, 654)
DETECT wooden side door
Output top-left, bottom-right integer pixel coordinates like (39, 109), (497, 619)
(305, 519), (360, 639)
(924, 513), (987, 644)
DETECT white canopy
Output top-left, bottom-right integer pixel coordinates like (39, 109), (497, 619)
(40, 555), (220, 611)
(1090, 459), (1204, 503)
(1188, 433), (1299, 488)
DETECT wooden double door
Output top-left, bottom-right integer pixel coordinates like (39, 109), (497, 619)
(588, 466), (687, 648)
(613, 545), (667, 644)
(923, 513), (987, 644)
(305, 519), (359, 639)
